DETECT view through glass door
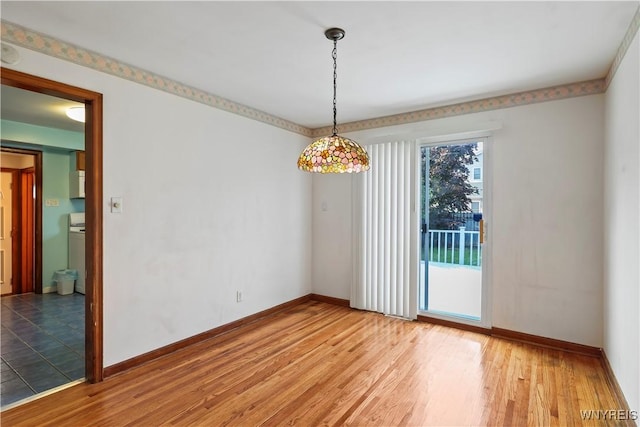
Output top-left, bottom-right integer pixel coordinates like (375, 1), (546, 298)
(419, 138), (486, 322)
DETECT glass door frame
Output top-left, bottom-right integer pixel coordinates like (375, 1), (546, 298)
(415, 134), (493, 329)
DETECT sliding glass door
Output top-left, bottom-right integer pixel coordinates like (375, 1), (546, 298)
(419, 138), (489, 324)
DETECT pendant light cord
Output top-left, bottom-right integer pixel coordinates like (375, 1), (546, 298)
(332, 39), (338, 136)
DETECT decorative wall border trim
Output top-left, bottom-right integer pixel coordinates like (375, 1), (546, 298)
(310, 79), (606, 137)
(0, 20), (313, 137)
(2, 11), (637, 139)
(605, 5), (640, 88)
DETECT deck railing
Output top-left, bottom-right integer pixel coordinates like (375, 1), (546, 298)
(426, 227), (482, 266)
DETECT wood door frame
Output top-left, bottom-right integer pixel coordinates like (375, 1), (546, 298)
(1, 155), (41, 295)
(1, 68), (104, 382)
(20, 166), (36, 294)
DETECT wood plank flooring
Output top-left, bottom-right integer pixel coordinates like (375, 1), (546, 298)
(1, 301), (628, 426)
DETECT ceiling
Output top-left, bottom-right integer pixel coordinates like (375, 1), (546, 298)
(1, 85), (85, 132)
(1, 1), (638, 132)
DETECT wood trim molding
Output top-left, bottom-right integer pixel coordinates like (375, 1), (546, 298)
(8, 169), (20, 295)
(417, 315), (601, 357)
(417, 314), (491, 336)
(104, 294), (313, 378)
(85, 86), (104, 384)
(2, 68), (104, 383)
(491, 327), (602, 357)
(309, 294), (350, 307)
(306, 299), (601, 357)
(101, 295), (630, 415)
(600, 350), (636, 425)
(33, 152), (42, 294)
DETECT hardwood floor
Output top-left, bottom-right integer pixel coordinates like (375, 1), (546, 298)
(1, 301), (628, 426)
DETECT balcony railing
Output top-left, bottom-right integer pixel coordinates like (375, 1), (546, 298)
(425, 227), (482, 266)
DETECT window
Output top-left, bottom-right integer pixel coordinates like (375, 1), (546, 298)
(473, 167), (481, 181)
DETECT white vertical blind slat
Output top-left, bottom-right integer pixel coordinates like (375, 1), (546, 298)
(403, 141), (412, 316)
(352, 140), (416, 319)
(378, 144), (385, 313)
(383, 143), (391, 314)
(371, 149), (376, 311)
(396, 142), (405, 316)
(390, 143), (398, 315)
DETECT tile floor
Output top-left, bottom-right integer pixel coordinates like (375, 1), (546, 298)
(1, 292), (85, 408)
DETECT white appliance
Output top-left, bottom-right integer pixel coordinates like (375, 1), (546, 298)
(69, 212), (86, 294)
(70, 170), (85, 198)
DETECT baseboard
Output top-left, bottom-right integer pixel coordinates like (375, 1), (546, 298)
(104, 294), (602, 377)
(600, 349), (637, 427)
(491, 327), (602, 357)
(417, 314), (491, 336)
(103, 295), (632, 421)
(417, 315), (601, 357)
(103, 294), (312, 378)
(309, 294), (350, 307)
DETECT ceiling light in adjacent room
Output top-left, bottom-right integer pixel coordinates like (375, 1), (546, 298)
(66, 106), (85, 123)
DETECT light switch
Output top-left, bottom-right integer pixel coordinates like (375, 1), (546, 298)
(111, 197), (123, 213)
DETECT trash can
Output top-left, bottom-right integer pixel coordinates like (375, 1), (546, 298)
(54, 269), (78, 295)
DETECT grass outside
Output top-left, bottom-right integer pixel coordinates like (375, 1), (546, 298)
(423, 246), (482, 266)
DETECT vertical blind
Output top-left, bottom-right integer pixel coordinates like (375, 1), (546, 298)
(352, 140), (418, 319)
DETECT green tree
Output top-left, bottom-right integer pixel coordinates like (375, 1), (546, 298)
(422, 144), (478, 230)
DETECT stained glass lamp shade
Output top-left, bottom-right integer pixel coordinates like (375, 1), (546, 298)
(297, 135), (369, 173)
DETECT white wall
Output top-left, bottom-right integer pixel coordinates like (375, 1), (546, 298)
(5, 46), (312, 366)
(1, 152), (34, 169)
(313, 94), (605, 347)
(312, 174), (354, 300)
(1, 119), (84, 150)
(604, 32), (639, 412)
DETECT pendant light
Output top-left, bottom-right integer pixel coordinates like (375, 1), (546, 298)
(297, 28), (370, 173)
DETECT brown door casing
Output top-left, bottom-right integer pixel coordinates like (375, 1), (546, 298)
(1, 68), (104, 383)
(20, 167), (35, 294)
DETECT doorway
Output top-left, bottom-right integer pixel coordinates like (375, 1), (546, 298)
(1, 148), (40, 297)
(1, 170), (16, 295)
(419, 138), (490, 325)
(1, 69), (104, 393)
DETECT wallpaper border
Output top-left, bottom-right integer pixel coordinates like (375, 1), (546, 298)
(1, 20), (313, 137)
(2, 12), (636, 138)
(310, 79), (606, 137)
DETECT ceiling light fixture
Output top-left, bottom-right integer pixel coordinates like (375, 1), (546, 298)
(66, 106), (85, 123)
(297, 28), (370, 174)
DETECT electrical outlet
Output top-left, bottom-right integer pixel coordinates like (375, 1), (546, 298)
(236, 291), (243, 302)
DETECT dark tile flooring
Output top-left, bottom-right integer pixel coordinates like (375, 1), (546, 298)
(1, 292), (85, 408)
